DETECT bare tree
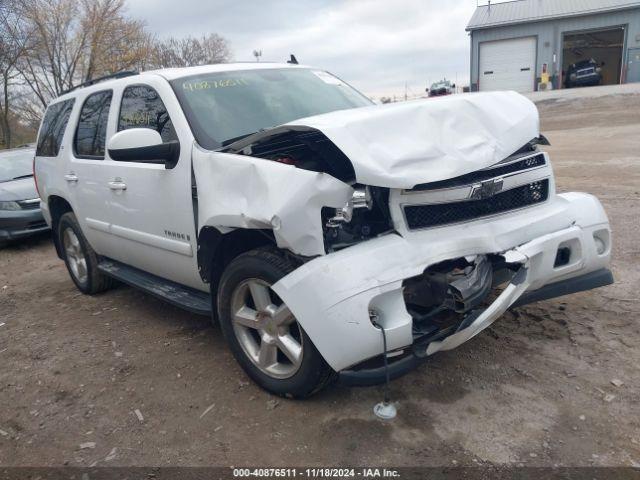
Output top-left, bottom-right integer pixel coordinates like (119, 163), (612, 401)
(16, 0), (86, 107)
(15, 0), (154, 112)
(0, 0), (31, 148)
(153, 34), (231, 68)
(80, 0), (155, 82)
(1, 0), (232, 141)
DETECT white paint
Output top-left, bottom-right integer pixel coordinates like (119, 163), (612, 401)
(479, 37), (537, 93)
(285, 91), (538, 188)
(107, 128), (162, 151)
(193, 147), (352, 257)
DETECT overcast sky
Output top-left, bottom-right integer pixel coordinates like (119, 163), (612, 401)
(127, 0), (480, 99)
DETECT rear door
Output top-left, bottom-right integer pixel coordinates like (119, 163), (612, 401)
(67, 90), (118, 256)
(479, 37), (537, 92)
(34, 98), (75, 224)
(103, 78), (203, 290)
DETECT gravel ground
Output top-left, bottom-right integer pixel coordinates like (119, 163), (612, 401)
(1, 86), (639, 468)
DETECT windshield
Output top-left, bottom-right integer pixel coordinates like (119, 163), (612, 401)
(431, 81), (450, 89)
(171, 68), (373, 149)
(0, 148), (34, 183)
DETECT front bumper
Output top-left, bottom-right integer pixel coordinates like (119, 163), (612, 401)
(273, 192), (612, 373)
(569, 75), (601, 87)
(0, 207), (49, 242)
(340, 267), (613, 386)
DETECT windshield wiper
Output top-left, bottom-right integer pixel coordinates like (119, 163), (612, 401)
(12, 174), (34, 180)
(220, 128), (271, 147)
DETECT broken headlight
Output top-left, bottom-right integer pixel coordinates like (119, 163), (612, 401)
(326, 186), (373, 227)
(323, 186), (393, 252)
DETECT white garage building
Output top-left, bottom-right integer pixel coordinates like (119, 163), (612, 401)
(467, 0), (640, 92)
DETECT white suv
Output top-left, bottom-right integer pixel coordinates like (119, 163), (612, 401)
(34, 63), (613, 397)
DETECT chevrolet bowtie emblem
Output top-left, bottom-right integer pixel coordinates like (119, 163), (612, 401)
(469, 178), (504, 200)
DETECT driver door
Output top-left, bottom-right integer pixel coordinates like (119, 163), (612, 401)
(102, 78), (204, 290)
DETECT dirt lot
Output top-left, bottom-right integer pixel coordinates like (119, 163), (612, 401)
(1, 86), (639, 468)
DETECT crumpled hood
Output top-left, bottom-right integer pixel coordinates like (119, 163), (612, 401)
(285, 91), (539, 189)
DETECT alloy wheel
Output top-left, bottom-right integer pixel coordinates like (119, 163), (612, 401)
(230, 278), (303, 379)
(63, 228), (88, 284)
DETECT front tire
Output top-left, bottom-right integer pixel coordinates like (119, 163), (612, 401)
(58, 212), (115, 294)
(217, 247), (334, 398)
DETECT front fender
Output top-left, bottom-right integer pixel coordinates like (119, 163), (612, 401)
(192, 145), (353, 257)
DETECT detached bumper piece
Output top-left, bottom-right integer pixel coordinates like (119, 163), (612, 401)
(339, 353), (423, 387)
(511, 268), (613, 309)
(340, 267), (614, 387)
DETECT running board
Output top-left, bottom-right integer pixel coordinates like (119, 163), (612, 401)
(97, 259), (212, 316)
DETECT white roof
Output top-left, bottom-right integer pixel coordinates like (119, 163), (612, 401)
(54, 62), (311, 102)
(467, 0), (640, 31)
(150, 62), (310, 80)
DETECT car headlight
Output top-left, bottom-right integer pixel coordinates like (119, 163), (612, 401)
(0, 201), (21, 211)
(570, 73), (577, 80)
(323, 186), (392, 251)
(327, 186), (372, 226)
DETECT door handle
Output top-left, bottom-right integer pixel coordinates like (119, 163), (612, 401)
(64, 173), (78, 183)
(108, 180), (127, 191)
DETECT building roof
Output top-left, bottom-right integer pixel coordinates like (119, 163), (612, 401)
(467, 0), (640, 31)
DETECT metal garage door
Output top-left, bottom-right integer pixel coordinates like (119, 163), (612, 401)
(479, 37), (536, 92)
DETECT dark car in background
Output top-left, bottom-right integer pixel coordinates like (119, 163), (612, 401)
(0, 145), (49, 246)
(565, 59), (602, 88)
(428, 79), (455, 97)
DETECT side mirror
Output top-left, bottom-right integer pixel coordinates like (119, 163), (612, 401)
(107, 128), (180, 169)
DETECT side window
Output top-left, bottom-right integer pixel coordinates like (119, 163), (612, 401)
(36, 99), (75, 157)
(74, 90), (112, 159)
(118, 85), (177, 142)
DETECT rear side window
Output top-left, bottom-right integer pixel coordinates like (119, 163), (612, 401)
(36, 99), (75, 157)
(74, 90), (112, 159)
(118, 85), (177, 142)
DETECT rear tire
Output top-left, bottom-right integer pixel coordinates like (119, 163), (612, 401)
(216, 247), (334, 398)
(58, 212), (116, 294)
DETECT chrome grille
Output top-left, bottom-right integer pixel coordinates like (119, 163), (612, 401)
(404, 179), (549, 230)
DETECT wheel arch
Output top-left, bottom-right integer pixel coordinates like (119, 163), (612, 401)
(48, 195), (73, 259)
(197, 226), (278, 319)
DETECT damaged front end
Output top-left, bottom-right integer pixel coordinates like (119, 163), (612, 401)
(340, 253), (529, 386)
(404, 254), (525, 354)
(273, 196), (611, 385)
(193, 90), (612, 384)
